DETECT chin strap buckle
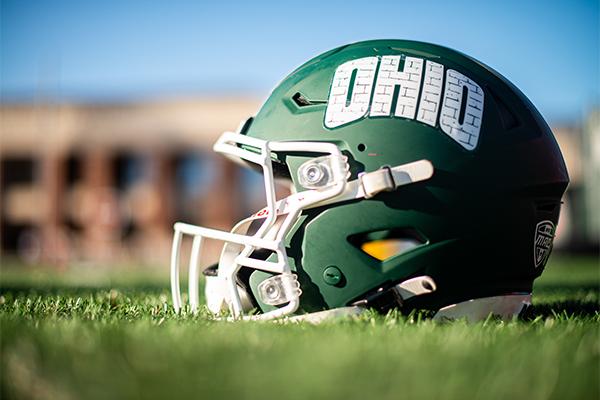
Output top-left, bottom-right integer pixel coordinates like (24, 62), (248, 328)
(395, 276), (437, 300)
(359, 166), (395, 199)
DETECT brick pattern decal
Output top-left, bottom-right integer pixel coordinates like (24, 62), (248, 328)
(324, 55), (486, 152)
(439, 69), (484, 150)
(416, 60), (444, 127)
(370, 56), (423, 119)
(325, 57), (379, 128)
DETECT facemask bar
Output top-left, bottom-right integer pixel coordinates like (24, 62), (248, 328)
(171, 131), (349, 320)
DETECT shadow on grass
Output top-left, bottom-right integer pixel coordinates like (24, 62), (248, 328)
(522, 301), (599, 319)
(534, 283), (600, 291)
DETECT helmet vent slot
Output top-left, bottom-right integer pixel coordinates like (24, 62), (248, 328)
(292, 92), (327, 107)
(348, 228), (427, 262)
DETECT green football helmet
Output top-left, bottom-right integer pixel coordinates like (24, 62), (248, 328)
(170, 40), (569, 322)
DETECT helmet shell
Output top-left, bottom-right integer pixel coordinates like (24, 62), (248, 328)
(243, 40), (568, 313)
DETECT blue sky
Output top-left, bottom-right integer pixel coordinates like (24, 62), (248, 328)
(1, 0), (598, 122)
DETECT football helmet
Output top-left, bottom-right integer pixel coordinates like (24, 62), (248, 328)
(170, 40), (569, 322)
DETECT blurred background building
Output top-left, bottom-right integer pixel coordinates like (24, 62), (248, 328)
(0, 98), (294, 266)
(1, 102), (597, 266)
(1, 0), (598, 267)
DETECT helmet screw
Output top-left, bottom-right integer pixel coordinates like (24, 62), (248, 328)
(323, 266), (343, 286)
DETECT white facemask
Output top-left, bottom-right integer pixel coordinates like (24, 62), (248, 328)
(170, 121), (435, 320)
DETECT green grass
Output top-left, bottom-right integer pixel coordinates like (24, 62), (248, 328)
(0, 256), (598, 400)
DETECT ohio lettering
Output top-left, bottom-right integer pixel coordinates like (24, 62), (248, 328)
(325, 55), (485, 150)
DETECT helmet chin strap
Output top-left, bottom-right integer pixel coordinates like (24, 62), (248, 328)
(350, 276), (437, 311)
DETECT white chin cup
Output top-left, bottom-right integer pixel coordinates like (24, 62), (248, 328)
(205, 275), (254, 314)
(204, 275), (226, 314)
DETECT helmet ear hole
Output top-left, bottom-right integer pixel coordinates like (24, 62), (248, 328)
(348, 228), (428, 262)
(357, 143), (366, 152)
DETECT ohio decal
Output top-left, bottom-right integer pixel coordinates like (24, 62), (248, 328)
(324, 55), (484, 151)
